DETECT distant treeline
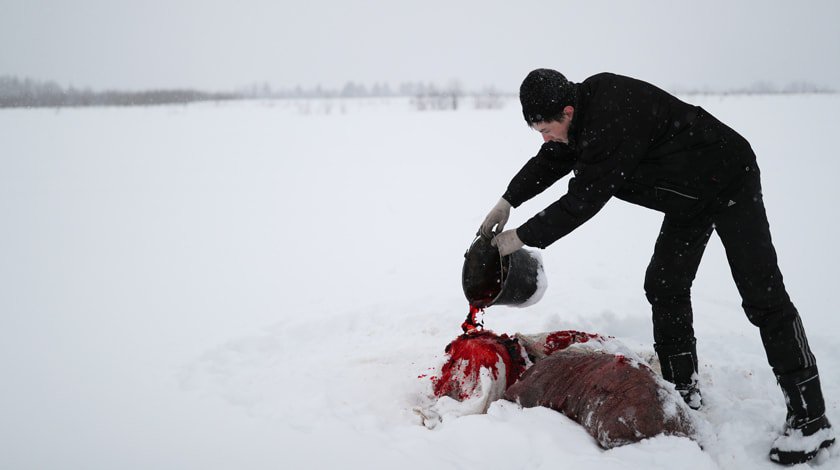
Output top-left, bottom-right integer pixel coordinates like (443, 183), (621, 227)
(239, 80), (476, 99)
(2, 75), (834, 109)
(673, 81), (835, 96)
(0, 76), (506, 109)
(247, 80), (509, 111)
(0, 76), (238, 108)
(0, 76), (478, 108)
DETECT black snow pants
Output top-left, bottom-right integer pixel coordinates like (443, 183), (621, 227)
(644, 165), (817, 377)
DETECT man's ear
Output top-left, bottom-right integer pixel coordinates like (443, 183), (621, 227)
(564, 105), (575, 121)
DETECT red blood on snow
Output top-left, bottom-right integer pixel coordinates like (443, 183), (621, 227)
(543, 330), (603, 355)
(425, 318), (694, 448)
(432, 330), (527, 400)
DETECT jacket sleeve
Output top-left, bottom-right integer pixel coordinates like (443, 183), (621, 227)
(516, 106), (646, 249)
(502, 141), (576, 208)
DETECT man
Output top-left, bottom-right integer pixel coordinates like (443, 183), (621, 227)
(479, 69), (834, 465)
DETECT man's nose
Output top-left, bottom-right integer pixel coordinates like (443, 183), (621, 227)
(542, 134), (552, 142)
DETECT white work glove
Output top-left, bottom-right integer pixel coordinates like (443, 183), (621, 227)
(491, 229), (525, 256)
(479, 198), (512, 238)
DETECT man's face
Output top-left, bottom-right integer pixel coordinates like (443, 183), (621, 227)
(532, 106), (574, 144)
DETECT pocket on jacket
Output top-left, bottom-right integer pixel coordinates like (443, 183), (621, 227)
(652, 181), (703, 217)
(654, 181), (700, 201)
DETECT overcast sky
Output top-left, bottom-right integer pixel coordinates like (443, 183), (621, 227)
(2, 0), (839, 92)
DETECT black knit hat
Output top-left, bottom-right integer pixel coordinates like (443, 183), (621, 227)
(520, 68), (576, 125)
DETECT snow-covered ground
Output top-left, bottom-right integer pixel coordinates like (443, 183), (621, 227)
(1, 94), (838, 469)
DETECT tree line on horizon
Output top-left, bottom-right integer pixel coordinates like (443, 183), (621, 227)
(0, 75), (834, 109)
(0, 76), (239, 108)
(0, 76), (493, 108)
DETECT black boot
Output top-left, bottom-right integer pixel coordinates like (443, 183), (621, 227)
(655, 341), (702, 410)
(769, 366), (835, 465)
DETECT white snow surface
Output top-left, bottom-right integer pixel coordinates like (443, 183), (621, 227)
(1, 95), (839, 469)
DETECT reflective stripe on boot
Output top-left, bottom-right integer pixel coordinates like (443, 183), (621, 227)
(655, 341), (702, 410)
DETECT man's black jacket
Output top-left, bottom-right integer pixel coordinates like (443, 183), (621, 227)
(503, 73), (757, 249)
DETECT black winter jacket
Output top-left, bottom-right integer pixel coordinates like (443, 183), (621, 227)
(503, 73), (757, 249)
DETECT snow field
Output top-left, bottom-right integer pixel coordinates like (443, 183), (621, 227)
(0, 94), (838, 469)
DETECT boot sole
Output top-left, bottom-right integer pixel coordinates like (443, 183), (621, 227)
(769, 437), (835, 465)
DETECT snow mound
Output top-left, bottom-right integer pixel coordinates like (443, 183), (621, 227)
(421, 328), (695, 448)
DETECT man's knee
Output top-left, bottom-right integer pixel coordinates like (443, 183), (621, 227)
(743, 298), (797, 328)
(644, 265), (692, 307)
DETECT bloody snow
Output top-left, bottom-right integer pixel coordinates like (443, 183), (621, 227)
(431, 329), (526, 400)
(431, 310), (606, 402)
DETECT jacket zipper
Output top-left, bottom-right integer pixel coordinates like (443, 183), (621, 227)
(655, 186), (699, 200)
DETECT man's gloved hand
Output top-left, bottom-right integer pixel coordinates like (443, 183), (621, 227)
(479, 198), (512, 238)
(491, 229), (525, 256)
